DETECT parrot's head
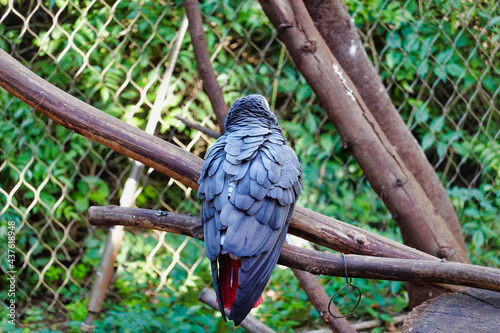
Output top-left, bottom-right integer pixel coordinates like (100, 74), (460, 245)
(224, 94), (280, 132)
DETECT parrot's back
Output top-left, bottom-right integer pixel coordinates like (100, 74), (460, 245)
(198, 94), (303, 325)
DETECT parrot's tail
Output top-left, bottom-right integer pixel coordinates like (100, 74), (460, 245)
(218, 254), (263, 310)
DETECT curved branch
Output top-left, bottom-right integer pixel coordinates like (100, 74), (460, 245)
(184, 0), (228, 132)
(87, 206), (500, 293)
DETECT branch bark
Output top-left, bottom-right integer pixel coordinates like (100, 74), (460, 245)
(184, 0), (228, 132)
(302, 0), (466, 253)
(87, 206), (500, 293)
(258, 0), (468, 263)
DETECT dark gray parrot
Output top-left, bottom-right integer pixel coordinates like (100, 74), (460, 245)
(197, 94), (303, 325)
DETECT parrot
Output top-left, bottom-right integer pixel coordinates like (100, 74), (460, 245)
(197, 94), (303, 325)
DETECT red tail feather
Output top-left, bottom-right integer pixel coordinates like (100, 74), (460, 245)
(218, 254), (263, 310)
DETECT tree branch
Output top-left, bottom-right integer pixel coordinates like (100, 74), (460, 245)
(175, 115), (221, 139)
(303, 0), (466, 254)
(258, 0), (469, 263)
(184, 0), (228, 132)
(87, 206), (500, 292)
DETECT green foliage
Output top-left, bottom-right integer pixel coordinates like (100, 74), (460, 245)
(0, 0), (498, 332)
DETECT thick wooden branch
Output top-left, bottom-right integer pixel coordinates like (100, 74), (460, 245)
(289, 207), (436, 261)
(403, 288), (500, 333)
(184, 0), (228, 132)
(87, 206), (500, 292)
(303, 0), (466, 253)
(258, 0), (468, 263)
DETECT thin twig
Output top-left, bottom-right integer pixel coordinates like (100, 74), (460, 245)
(176, 115), (221, 138)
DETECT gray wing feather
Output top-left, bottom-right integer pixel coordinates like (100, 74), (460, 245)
(250, 178), (268, 200)
(211, 260), (226, 322)
(198, 139), (228, 261)
(229, 224), (290, 326)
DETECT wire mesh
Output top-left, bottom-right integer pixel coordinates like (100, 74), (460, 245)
(0, 0), (498, 330)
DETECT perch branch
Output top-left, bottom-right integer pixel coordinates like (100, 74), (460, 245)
(258, 0), (469, 263)
(88, 206), (500, 292)
(303, 0), (466, 252)
(184, 0), (228, 132)
(198, 288), (277, 333)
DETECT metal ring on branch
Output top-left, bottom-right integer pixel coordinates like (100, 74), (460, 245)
(329, 253), (362, 318)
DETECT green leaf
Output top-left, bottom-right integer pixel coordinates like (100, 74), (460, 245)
(386, 32), (402, 48)
(380, 313), (395, 323)
(415, 105), (429, 123)
(446, 63), (464, 77)
(417, 60), (429, 77)
(488, 16), (500, 27)
(436, 142), (447, 159)
(451, 142), (468, 156)
(305, 112), (318, 133)
(430, 116), (445, 132)
(464, 208), (480, 218)
(282, 121), (303, 137)
(472, 231), (484, 249)
(421, 133), (434, 151)
(320, 134), (335, 153)
(436, 49), (453, 64)
(386, 51), (402, 69)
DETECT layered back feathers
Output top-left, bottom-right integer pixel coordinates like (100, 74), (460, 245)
(198, 94), (303, 325)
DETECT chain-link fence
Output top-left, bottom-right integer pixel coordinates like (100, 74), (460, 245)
(1, 0), (498, 331)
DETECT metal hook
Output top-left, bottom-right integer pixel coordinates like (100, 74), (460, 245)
(328, 253), (362, 318)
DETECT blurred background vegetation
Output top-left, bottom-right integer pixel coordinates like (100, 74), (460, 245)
(0, 0), (498, 332)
